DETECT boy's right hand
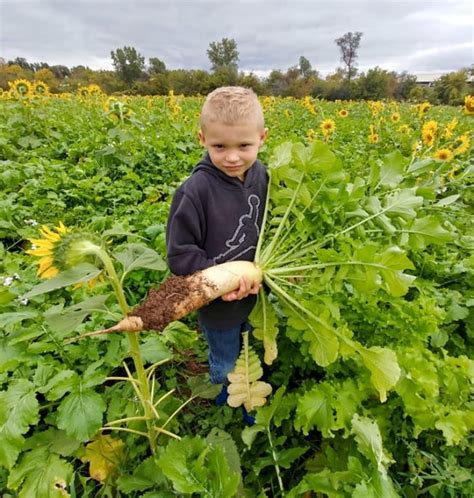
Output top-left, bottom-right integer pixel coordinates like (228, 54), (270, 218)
(221, 276), (261, 301)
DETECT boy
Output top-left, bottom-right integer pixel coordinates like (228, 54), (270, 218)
(166, 87), (268, 415)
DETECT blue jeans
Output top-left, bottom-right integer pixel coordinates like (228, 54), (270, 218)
(200, 321), (252, 384)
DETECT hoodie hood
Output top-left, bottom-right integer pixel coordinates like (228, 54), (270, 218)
(191, 153), (262, 189)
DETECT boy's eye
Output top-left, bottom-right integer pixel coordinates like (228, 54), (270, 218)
(240, 144), (250, 148)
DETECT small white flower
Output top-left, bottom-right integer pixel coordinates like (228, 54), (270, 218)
(20, 298), (29, 305)
(3, 276), (14, 286)
(25, 219), (38, 226)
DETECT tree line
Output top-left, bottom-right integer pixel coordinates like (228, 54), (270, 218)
(1, 34), (472, 104)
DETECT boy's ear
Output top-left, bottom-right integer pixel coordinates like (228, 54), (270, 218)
(259, 128), (269, 145)
(198, 130), (205, 146)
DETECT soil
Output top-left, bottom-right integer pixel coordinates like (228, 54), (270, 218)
(129, 273), (216, 331)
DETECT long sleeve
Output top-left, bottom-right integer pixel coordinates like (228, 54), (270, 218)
(166, 189), (215, 275)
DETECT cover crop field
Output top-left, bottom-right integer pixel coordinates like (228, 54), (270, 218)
(0, 84), (473, 497)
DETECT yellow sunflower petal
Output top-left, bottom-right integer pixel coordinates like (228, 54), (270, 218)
(40, 226), (61, 241)
(28, 238), (55, 248)
(57, 222), (68, 234)
(26, 247), (53, 256)
(38, 256), (54, 274)
(40, 266), (60, 279)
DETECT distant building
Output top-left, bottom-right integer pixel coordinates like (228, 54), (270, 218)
(415, 71), (473, 86)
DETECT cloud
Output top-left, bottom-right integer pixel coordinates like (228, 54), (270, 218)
(1, 0), (472, 75)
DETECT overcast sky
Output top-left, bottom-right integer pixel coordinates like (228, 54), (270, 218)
(1, 0), (472, 76)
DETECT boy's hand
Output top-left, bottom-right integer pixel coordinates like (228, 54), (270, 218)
(221, 276), (261, 301)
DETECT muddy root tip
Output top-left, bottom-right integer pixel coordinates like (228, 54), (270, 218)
(64, 316), (144, 344)
(120, 315), (144, 332)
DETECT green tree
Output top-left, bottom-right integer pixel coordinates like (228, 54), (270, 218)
(148, 57), (167, 75)
(393, 71), (417, 100)
(207, 38), (239, 72)
(110, 46), (145, 85)
(433, 70), (469, 105)
(335, 31), (363, 83)
(8, 57), (34, 71)
(355, 66), (395, 100)
(299, 56), (317, 79)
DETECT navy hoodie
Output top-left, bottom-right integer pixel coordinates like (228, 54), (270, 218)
(166, 153), (268, 328)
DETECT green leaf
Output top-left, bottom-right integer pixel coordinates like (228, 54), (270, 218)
(57, 387), (106, 441)
(376, 247), (416, 297)
(250, 290), (279, 365)
(206, 428), (241, 478)
(117, 457), (167, 493)
(306, 140), (344, 181)
(242, 387), (287, 448)
(207, 444), (240, 497)
(0, 379), (39, 469)
(435, 410), (474, 445)
(21, 263), (102, 299)
(351, 414), (391, 471)
(8, 447), (73, 498)
(157, 436), (208, 494)
(294, 384), (336, 436)
(303, 321), (340, 367)
(434, 194), (460, 206)
(44, 295), (109, 333)
(275, 446), (308, 469)
(351, 415), (398, 497)
(383, 188), (423, 220)
(114, 243), (166, 276)
(269, 141), (293, 170)
(0, 311), (38, 327)
(356, 345), (401, 402)
(139, 335), (172, 364)
(377, 150), (406, 188)
(407, 158), (436, 174)
(188, 376), (222, 399)
(406, 215), (454, 250)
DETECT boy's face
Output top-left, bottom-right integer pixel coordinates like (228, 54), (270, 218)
(199, 122), (268, 181)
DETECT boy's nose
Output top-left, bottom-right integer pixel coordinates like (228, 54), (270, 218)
(226, 152), (240, 162)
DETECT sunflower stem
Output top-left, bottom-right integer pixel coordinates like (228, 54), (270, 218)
(95, 247), (158, 453)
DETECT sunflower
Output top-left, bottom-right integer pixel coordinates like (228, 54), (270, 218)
(302, 96), (316, 114)
(77, 86), (90, 97)
(9, 79), (32, 97)
(368, 125), (379, 144)
(433, 148), (453, 161)
(338, 109), (349, 118)
(463, 95), (474, 115)
(27, 223), (104, 283)
(442, 118), (458, 139)
(87, 84), (103, 96)
(453, 134), (470, 155)
(422, 120), (438, 146)
(390, 113), (400, 123)
(417, 102), (431, 118)
(306, 128), (316, 142)
(320, 119), (336, 137)
(32, 80), (50, 96)
(397, 124), (411, 134)
(26, 222), (69, 278)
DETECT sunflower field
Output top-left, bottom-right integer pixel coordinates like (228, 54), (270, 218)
(0, 82), (473, 497)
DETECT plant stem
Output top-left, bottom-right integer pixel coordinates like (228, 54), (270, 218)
(95, 247), (157, 452)
(267, 427), (285, 495)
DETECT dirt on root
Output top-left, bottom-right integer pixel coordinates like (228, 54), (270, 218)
(129, 273), (216, 331)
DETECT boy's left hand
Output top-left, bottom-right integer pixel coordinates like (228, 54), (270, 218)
(221, 276), (261, 301)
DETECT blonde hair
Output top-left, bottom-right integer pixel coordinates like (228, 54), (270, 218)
(200, 86), (264, 131)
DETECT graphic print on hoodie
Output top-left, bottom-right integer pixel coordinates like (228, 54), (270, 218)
(166, 154), (268, 328)
(213, 194), (261, 264)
